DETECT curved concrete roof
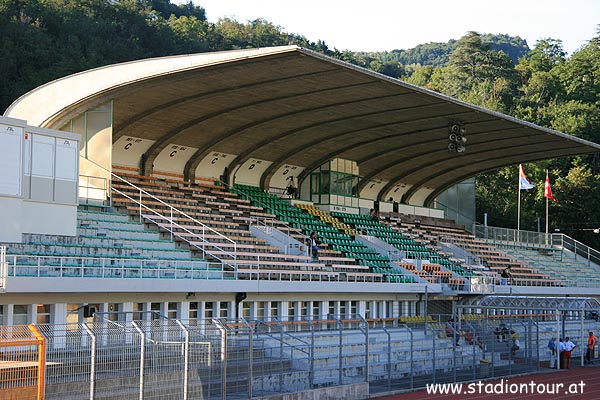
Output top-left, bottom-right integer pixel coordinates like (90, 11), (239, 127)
(6, 45), (600, 205)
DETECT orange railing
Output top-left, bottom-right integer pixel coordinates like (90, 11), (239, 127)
(0, 324), (46, 400)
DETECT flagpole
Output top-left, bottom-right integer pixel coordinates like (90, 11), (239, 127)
(545, 169), (549, 236)
(517, 167), (521, 240)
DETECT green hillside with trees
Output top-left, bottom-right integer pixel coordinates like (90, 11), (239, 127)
(1, 0), (599, 247)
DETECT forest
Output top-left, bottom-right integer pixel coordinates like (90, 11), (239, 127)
(1, 0), (599, 247)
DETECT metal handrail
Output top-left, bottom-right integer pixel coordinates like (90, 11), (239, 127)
(78, 174), (108, 205)
(0, 246), (6, 290)
(80, 156), (237, 267)
(111, 186), (236, 267)
(250, 319), (311, 356)
(4, 253), (229, 279)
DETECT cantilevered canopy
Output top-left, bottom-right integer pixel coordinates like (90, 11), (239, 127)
(6, 46), (600, 205)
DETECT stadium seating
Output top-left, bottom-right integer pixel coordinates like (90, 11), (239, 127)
(233, 185), (417, 283)
(110, 176), (388, 283)
(386, 216), (558, 286)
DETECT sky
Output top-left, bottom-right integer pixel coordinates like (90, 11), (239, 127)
(190, 0), (600, 55)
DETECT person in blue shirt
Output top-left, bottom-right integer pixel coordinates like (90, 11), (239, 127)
(548, 337), (557, 368)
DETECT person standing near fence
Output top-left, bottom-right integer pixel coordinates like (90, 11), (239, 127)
(586, 331), (597, 364)
(558, 338), (566, 369)
(548, 337), (557, 368)
(563, 337), (576, 369)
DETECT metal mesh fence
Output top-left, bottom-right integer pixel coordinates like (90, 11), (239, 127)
(24, 314), (600, 399)
(0, 324), (45, 400)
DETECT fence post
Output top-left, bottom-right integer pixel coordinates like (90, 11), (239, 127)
(28, 325), (46, 400)
(249, 324), (254, 399)
(176, 320), (190, 400)
(216, 322), (228, 400)
(83, 323), (96, 400)
(132, 322), (145, 400)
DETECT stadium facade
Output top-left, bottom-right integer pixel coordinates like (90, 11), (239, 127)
(2, 46), (600, 398)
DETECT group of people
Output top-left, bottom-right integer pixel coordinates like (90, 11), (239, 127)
(547, 332), (597, 369)
(492, 323), (521, 356)
(445, 319), (483, 349)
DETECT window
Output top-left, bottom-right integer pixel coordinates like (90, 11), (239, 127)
(108, 303), (119, 321)
(312, 302), (321, 320)
(219, 302), (228, 319)
(36, 304), (51, 324)
(242, 302), (251, 319)
(270, 302), (279, 321)
(328, 301), (336, 318)
(204, 302), (214, 320)
(301, 301), (310, 319)
(168, 302), (177, 319)
(151, 302), (161, 320)
(189, 302), (198, 320)
(133, 303), (145, 320)
(340, 301), (347, 319)
(257, 301), (266, 320)
(13, 305), (28, 325)
(67, 304), (79, 326)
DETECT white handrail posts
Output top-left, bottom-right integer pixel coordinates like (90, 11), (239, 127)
(138, 189), (142, 223)
(170, 206), (173, 242)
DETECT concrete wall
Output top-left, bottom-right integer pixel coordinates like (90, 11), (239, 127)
(0, 117), (79, 243)
(257, 383), (369, 400)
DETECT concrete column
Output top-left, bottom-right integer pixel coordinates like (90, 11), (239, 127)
(179, 302), (190, 321)
(280, 301), (289, 322)
(5, 304), (14, 326)
(52, 304), (67, 325)
(122, 302), (134, 322)
(30, 304), (38, 325)
(356, 301), (365, 319)
(228, 300), (235, 320)
(50, 304), (67, 350)
(265, 301), (272, 322)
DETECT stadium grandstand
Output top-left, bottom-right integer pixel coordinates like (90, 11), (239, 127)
(1, 45), (600, 399)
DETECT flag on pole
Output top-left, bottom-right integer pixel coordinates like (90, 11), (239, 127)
(519, 164), (534, 190)
(544, 171), (557, 201)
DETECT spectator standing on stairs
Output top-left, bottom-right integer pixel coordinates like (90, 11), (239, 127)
(310, 231), (321, 261)
(501, 266), (512, 285)
(369, 208), (379, 222)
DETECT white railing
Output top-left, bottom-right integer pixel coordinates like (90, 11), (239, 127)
(80, 156), (238, 267)
(472, 224), (553, 247)
(473, 224), (600, 278)
(78, 174), (108, 205)
(111, 184), (236, 267)
(4, 254), (231, 280)
(249, 216), (308, 256)
(0, 246), (7, 290)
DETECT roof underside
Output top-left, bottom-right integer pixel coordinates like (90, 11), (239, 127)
(7, 46), (600, 205)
